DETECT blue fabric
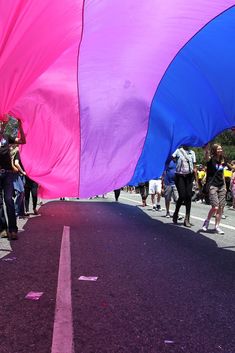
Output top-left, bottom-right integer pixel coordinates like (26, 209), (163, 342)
(130, 6), (235, 185)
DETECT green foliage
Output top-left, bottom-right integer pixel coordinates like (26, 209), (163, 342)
(214, 129), (235, 146)
(193, 129), (235, 164)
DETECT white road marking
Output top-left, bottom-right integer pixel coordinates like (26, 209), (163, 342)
(120, 195), (235, 231)
(0, 238), (12, 259)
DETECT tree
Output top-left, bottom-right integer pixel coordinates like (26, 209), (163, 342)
(193, 129), (235, 164)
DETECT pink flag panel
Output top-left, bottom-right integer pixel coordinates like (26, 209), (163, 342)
(13, 45), (81, 198)
(0, 0), (84, 197)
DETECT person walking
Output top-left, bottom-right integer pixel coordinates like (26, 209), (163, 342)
(0, 117), (26, 240)
(230, 161), (235, 210)
(10, 145), (27, 218)
(172, 146), (197, 227)
(202, 144), (227, 234)
(138, 182), (149, 207)
(24, 177), (39, 215)
(114, 188), (121, 201)
(162, 159), (178, 218)
(149, 177), (162, 211)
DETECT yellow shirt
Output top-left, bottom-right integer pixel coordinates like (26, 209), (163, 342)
(224, 169), (232, 178)
(198, 171), (206, 180)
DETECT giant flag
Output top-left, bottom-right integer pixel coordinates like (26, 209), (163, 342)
(0, 0), (234, 197)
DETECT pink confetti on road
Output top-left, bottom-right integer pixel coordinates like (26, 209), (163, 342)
(78, 276), (98, 281)
(164, 340), (174, 344)
(25, 291), (44, 300)
(2, 257), (17, 261)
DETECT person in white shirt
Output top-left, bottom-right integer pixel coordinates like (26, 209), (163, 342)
(172, 146), (197, 227)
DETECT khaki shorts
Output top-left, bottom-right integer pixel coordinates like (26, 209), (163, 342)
(164, 185), (178, 202)
(209, 185), (226, 208)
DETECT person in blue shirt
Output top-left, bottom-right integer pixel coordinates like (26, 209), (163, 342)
(163, 159), (178, 218)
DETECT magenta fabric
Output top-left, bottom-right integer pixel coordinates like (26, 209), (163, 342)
(0, 1), (234, 198)
(0, 0), (83, 197)
(13, 45), (81, 198)
(78, 0), (234, 197)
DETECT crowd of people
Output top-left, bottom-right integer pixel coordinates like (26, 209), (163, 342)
(0, 117), (39, 241)
(0, 115), (234, 240)
(133, 144), (235, 235)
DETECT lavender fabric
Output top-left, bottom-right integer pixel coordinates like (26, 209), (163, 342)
(78, 0), (234, 197)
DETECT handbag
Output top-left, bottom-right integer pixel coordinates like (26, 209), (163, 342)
(203, 182), (211, 194)
(203, 169), (220, 194)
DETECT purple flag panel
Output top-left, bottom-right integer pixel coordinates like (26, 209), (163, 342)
(78, 0), (235, 197)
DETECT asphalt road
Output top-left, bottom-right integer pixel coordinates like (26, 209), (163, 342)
(0, 192), (234, 353)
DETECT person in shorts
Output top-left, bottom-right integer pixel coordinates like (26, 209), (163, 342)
(202, 144), (227, 234)
(163, 160), (178, 218)
(149, 177), (162, 211)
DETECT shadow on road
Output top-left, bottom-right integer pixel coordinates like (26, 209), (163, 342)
(1, 200), (234, 353)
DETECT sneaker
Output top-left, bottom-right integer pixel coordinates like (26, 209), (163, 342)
(202, 219), (209, 231)
(214, 227), (224, 235)
(156, 204), (161, 211)
(165, 213), (170, 218)
(0, 230), (8, 238)
(196, 200), (202, 204)
(152, 205), (156, 210)
(221, 214), (226, 219)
